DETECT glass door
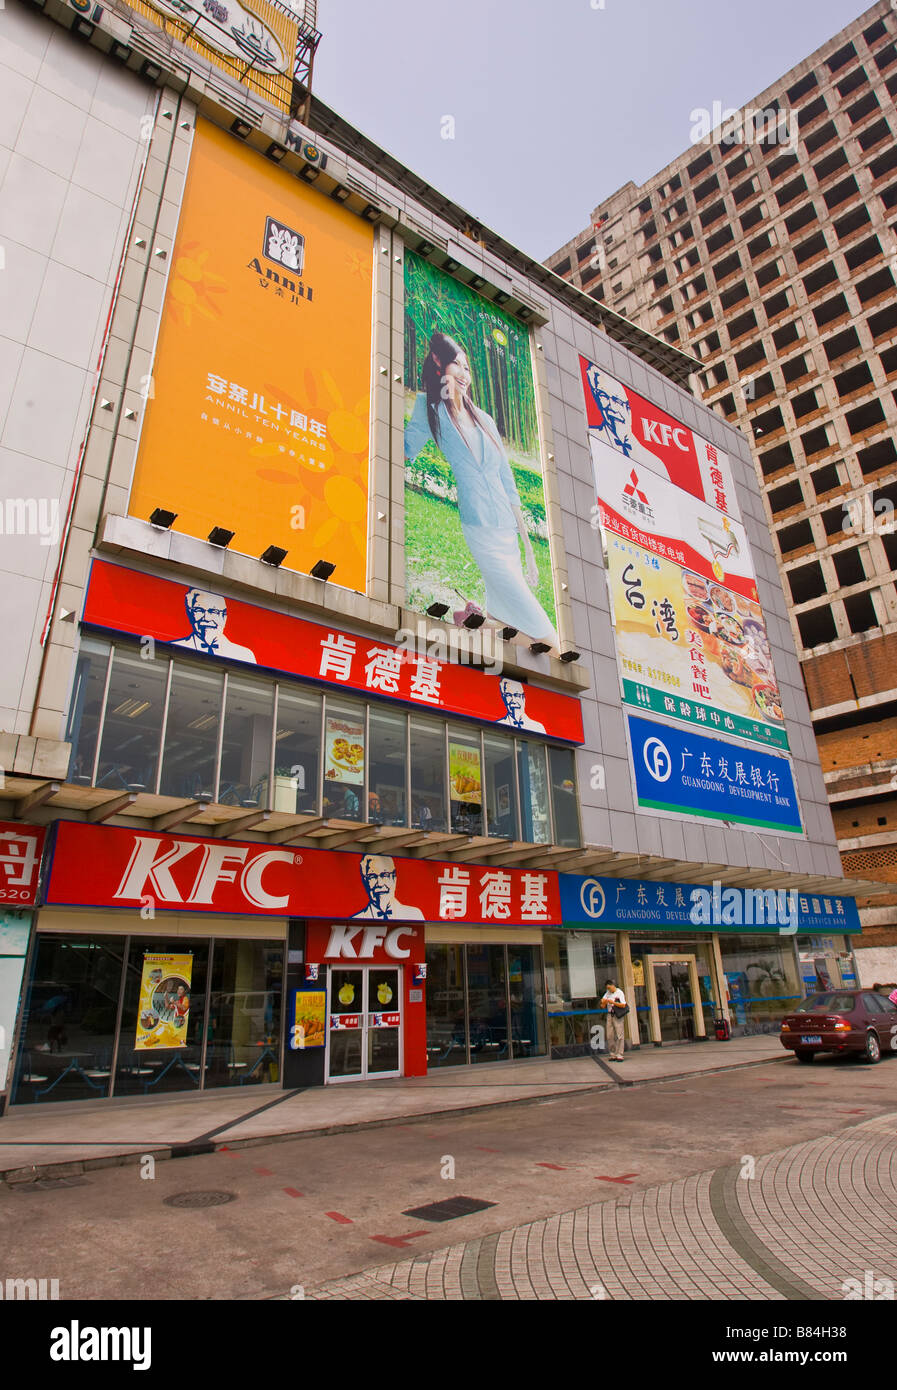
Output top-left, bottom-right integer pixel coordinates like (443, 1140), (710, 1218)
(646, 955), (707, 1043)
(327, 967), (364, 1079)
(326, 967), (402, 1082)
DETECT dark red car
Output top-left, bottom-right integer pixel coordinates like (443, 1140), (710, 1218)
(780, 989), (897, 1064)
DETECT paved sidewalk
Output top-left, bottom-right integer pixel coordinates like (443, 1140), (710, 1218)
(0, 1035), (785, 1181)
(300, 1111), (897, 1301)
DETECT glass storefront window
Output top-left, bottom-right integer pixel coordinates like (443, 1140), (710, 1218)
(368, 709), (407, 826)
(206, 940), (283, 1087)
(484, 733), (517, 840)
(114, 940), (209, 1097)
(12, 935), (126, 1104)
(272, 686), (321, 815)
(549, 746), (580, 847)
(217, 674), (274, 807)
(718, 933), (802, 1036)
(425, 943), (467, 1066)
(66, 638), (111, 784)
(410, 718), (447, 833)
(519, 741), (551, 844)
(95, 647), (168, 793)
(466, 944), (508, 1064)
(544, 930), (616, 1054)
(448, 724), (482, 836)
(159, 663), (223, 798)
(323, 697), (365, 821)
(508, 945), (546, 1058)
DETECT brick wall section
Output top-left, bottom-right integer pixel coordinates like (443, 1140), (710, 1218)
(803, 634), (897, 713)
(817, 716), (897, 773)
(803, 650), (853, 710)
(832, 797), (897, 836)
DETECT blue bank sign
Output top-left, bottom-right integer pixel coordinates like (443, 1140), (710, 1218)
(627, 713), (803, 834)
(560, 875), (861, 935)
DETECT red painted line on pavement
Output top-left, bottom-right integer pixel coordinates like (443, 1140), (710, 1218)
(370, 1231), (429, 1249)
(836, 1109), (867, 1114)
(283, 1187), (304, 1198)
(537, 1163), (567, 1170)
(254, 1167), (274, 1176)
(596, 1173), (639, 1184)
(325, 1211), (353, 1224)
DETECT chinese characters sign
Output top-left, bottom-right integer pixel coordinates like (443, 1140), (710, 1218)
(0, 823), (45, 907)
(627, 714), (802, 834)
(127, 119), (373, 590)
(46, 822), (564, 926)
(561, 872), (859, 933)
(82, 560), (584, 742)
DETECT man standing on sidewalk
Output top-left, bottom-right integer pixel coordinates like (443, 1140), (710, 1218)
(601, 979), (628, 1061)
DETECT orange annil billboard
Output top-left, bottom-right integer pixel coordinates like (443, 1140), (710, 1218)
(129, 119), (373, 591)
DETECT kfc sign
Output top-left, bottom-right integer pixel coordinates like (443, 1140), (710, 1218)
(46, 823), (563, 925)
(0, 822), (45, 907)
(322, 923), (417, 960)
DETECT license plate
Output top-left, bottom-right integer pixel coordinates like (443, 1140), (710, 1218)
(803, 1035), (822, 1044)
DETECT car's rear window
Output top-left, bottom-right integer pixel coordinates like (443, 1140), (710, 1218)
(795, 993), (856, 1013)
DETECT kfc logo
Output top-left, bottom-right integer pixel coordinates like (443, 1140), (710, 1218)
(114, 838), (294, 909)
(324, 923), (416, 961)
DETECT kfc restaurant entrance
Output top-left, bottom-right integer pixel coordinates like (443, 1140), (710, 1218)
(10, 820), (563, 1104)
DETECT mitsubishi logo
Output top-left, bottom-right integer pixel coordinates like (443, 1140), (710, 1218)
(623, 469), (649, 504)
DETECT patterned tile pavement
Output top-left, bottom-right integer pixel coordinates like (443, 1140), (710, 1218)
(297, 1113), (897, 1301)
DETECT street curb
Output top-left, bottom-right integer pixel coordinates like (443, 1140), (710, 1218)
(0, 1052), (787, 1185)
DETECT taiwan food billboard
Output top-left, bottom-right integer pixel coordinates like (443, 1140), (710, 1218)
(128, 119), (374, 593)
(581, 357), (789, 754)
(404, 252), (558, 648)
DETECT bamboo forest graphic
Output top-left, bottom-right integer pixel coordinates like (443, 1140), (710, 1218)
(403, 251), (556, 630)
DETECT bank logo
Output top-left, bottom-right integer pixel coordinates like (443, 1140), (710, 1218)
(264, 216), (305, 274)
(642, 736), (672, 783)
(579, 878), (606, 919)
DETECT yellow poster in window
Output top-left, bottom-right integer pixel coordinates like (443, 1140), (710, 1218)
(449, 743), (482, 804)
(136, 953), (193, 1050)
(128, 119), (373, 591)
(292, 990), (326, 1048)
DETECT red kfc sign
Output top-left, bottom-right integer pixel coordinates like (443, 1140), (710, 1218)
(46, 823), (562, 925)
(0, 822), (45, 907)
(81, 561), (584, 743)
(307, 921), (424, 965)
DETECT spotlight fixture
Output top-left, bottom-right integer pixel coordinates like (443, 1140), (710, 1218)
(111, 40), (132, 62)
(426, 602), (449, 619)
(361, 203), (380, 222)
(518, 306), (533, 321)
(330, 184), (351, 202)
(310, 558), (335, 581)
(468, 275), (486, 290)
(299, 164), (320, 182)
(463, 612), (485, 630)
(493, 290), (510, 306)
(265, 142), (286, 162)
(149, 507), (177, 529)
(260, 545), (288, 567)
(140, 59), (163, 82)
(529, 641), (551, 655)
(417, 240), (436, 256)
(443, 257), (460, 272)
(559, 650), (581, 664)
(230, 118), (252, 139)
(72, 16), (94, 38)
(207, 526), (234, 548)
(501, 626), (518, 640)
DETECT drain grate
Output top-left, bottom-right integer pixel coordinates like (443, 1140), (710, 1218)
(163, 1190), (237, 1209)
(13, 1176), (91, 1192)
(402, 1195), (496, 1223)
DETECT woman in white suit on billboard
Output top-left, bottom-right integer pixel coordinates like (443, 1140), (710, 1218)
(405, 331), (559, 649)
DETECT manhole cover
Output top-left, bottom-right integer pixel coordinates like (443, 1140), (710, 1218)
(163, 1190), (237, 1209)
(402, 1196), (496, 1222)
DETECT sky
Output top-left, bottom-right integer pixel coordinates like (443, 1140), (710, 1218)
(313, 0), (872, 261)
